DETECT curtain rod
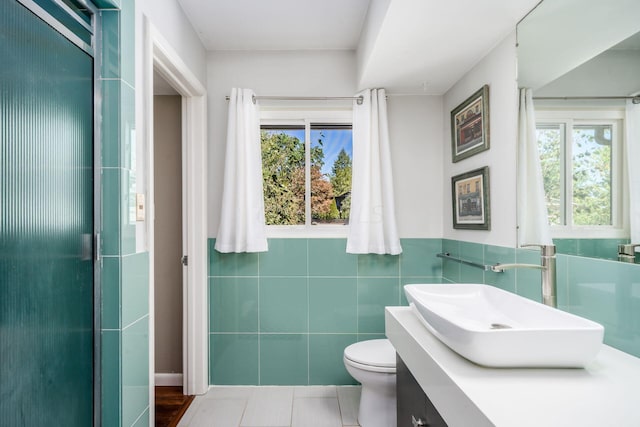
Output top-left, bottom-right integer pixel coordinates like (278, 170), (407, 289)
(533, 95), (640, 104)
(225, 95), (365, 105)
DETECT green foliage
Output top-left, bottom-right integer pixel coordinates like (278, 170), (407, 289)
(329, 199), (340, 219)
(331, 149), (352, 195)
(338, 195), (351, 220)
(330, 148), (352, 219)
(261, 130), (353, 225)
(261, 131), (305, 225)
(310, 165), (335, 221)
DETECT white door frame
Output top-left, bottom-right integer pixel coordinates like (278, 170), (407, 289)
(143, 17), (208, 404)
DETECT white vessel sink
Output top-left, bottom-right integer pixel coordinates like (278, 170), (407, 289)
(404, 283), (604, 368)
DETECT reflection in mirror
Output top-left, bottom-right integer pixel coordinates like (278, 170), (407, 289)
(517, 0), (640, 263)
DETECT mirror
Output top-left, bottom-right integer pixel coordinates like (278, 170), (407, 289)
(517, 0), (640, 262)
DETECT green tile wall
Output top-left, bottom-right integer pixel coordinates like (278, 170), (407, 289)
(209, 238), (443, 385)
(554, 238), (631, 261)
(122, 316), (150, 427)
(442, 239), (640, 359)
(101, 330), (122, 427)
(309, 278), (357, 333)
(99, 1), (149, 426)
(561, 254), (640, 356)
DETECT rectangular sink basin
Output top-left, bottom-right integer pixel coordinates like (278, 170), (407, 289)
(404, 283), (604, 368)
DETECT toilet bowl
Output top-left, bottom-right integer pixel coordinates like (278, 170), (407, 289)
(343, 339), (397, 427)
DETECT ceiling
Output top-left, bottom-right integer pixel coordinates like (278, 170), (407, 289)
(177, 0), (371, 51)
(177, 0), (541, 94)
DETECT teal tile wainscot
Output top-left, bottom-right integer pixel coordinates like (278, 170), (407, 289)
(208, 238), (443, 385)
(209, 238), (640, 386)
(553, 238), (631, 261)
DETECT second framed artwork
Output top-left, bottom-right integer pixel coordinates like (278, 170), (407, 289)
(451, 167), (490, 230)
(450, 85), (490, 162)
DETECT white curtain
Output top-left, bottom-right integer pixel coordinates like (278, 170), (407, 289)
(625, 99), (640, 244)
(215, 88), (268, 253)
(517, 88), (552, 246)
(347, 88), (402, 255)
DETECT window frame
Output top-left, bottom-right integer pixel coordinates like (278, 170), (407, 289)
(260, 109), (353, 238)
(535, 109), (628, 238)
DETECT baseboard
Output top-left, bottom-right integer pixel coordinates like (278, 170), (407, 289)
(155, 373), (183, 387)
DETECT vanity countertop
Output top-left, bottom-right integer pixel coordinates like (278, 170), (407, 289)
(386, 306), (640, 427)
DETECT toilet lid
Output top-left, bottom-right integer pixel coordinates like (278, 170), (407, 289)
(344, 339), (395, 368)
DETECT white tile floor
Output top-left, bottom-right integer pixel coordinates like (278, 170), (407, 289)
(178, 386), (362, 427)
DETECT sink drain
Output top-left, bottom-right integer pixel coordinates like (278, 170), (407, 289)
(490, 323), (512, 330)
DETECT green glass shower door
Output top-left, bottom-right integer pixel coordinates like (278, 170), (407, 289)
(1, 1), (94, 426)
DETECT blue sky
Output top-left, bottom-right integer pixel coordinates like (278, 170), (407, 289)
(312, 129), (353, 176)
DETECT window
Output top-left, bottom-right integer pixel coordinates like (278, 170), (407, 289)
(260, 111), (352, 235)
(261, 125), (306, 226)
(536, 110), (625, 237)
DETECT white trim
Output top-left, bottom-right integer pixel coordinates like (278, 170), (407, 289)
(260, 110), (353, 238)
(155, 373), (184, 387)
(305, 119), (312, 227)
(143, 18), (209, 418)
(260, 109), (352, 121)
(536, 109), (628, 239)
(142, 22), (155, 427)
(549, 227), (629, 239)
(533, 109), (625, 119)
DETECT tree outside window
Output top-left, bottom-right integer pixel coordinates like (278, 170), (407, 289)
(261, 124), (352, 227)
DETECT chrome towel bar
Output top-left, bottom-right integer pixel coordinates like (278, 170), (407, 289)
(436, 252), (544, 273)
(436, 252), (493, 271)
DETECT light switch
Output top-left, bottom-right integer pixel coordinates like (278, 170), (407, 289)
(136, 193), (145, 221)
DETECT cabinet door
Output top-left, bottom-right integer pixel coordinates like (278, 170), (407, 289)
(397, 355), (448, 427)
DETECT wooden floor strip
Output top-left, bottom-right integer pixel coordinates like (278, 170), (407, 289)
(155, 386), (195, 427)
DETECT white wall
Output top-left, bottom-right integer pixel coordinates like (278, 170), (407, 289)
(136, 0), (207, 86)
(443, 31), (519, 247)
(206, 50), (442, 238)
(388, 95), (443, 237)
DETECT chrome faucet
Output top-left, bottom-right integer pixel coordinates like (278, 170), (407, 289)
(490, 244), (557, 308)
(618, 244), (640, 263)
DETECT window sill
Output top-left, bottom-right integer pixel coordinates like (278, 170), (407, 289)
(550, 226), (629, 239)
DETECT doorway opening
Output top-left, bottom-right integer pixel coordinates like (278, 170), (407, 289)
(143, 18), (208, 426)
(153, 71), (184, 389)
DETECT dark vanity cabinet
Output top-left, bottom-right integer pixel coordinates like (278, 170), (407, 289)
(396, 355), (448, 427)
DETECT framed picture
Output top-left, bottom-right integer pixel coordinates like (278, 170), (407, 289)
(450, 85), (490, 162)
(451, 167), (490, 230)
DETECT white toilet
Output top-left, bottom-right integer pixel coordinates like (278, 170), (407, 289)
(343, 339), (397, 427)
